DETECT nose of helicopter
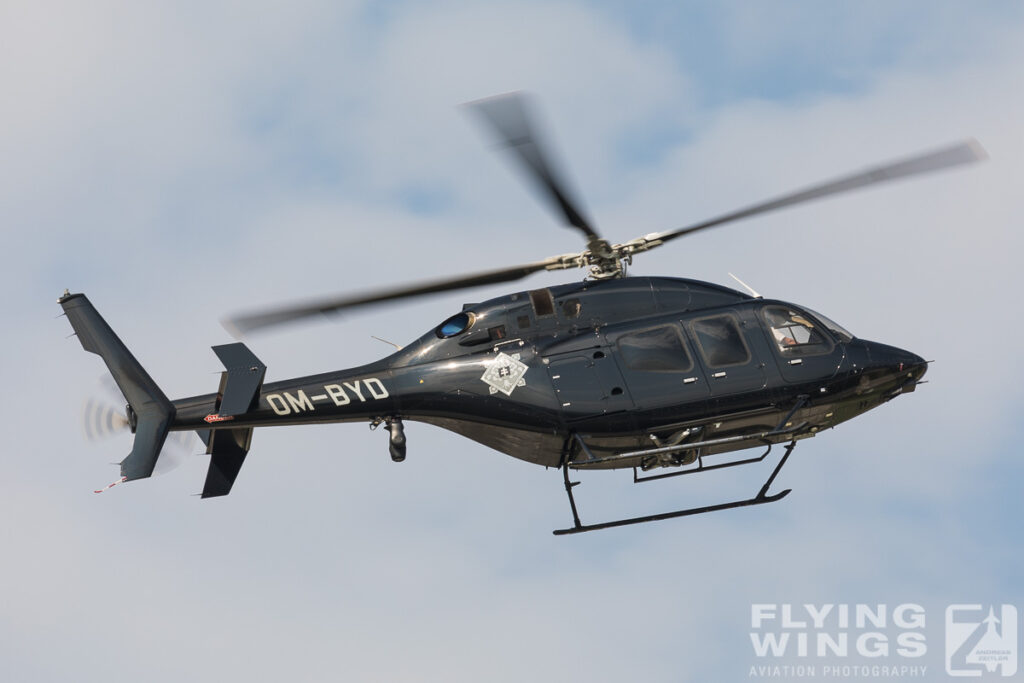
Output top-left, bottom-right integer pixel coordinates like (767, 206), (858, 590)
(864, 341), (928, 385)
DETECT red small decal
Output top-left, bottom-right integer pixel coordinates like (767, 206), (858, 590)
(204, 414), (235, 423)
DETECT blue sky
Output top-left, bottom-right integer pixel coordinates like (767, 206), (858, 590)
(2, 2), (1023, 681)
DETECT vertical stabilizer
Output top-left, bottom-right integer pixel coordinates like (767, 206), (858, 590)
(59, 293), (176, 481)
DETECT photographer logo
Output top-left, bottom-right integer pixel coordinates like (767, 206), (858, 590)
(945, 605), (1017, 677)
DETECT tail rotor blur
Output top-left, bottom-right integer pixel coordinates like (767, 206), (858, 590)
(81, 396), (130, 441)
(80, 377), (197, 483)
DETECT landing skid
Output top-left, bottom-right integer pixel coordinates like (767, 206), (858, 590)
(553, 439), (798, 536)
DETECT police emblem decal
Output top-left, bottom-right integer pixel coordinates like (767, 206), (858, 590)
(481, 352), (528, 396)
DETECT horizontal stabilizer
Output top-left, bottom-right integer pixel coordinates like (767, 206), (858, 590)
(212, 343), (266, 416)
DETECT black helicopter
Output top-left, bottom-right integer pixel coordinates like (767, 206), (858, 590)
(61, 93), (984, 534)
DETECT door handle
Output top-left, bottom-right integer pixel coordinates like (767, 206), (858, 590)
(711, 371), (727, 378)
(788, 359), (803, 366)
(683, 377), (698, 384)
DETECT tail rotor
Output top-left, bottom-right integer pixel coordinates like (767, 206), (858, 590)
(79, 377), (196, 488)
(81, 396), (130, 442)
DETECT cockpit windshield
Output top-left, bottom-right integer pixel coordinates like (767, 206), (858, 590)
(801, 307), (854, 342)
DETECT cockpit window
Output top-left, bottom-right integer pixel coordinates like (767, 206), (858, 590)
(762, 306), (832, 355)
(617, 326), (692, 372)
(436, 312), (475, 338)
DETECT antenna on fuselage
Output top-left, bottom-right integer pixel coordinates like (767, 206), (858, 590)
(728, 272), (763, 299)
(371, 335), (403, 350)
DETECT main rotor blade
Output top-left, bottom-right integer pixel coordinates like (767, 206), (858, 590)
(650, 139), (986, 245)
(467, 92), (599, 240)
(222, 258), (563, 336)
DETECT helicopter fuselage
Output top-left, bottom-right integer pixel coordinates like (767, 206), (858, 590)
(170, 276), (927, 470)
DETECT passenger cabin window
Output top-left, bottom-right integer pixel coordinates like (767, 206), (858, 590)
(762, 306), (831, 356)
(618, 326), (693, 372)
(691, 315), (750, 367)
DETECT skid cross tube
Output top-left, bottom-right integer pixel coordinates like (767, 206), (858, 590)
(631, 395), (810, 483)
(571, 395), (810, 470)
(632, 443), (773, 484)
(553, 440), (798, 535)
